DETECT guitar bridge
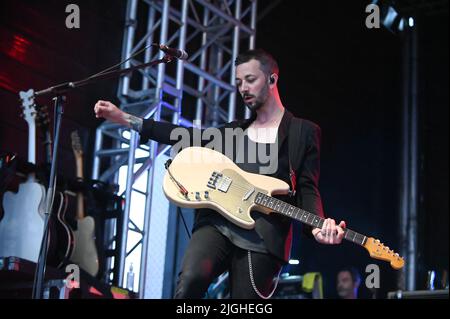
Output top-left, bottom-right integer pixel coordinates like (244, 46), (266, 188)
(207, 171), (232, 193)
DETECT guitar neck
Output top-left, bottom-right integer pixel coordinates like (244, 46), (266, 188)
(254, 192), (367, 246)
(27, 121), (36, 165)
(43, 131), (52, 165)
(23, 119), (38, 183)
(75, 156), (85, 220)
(20, 89), (38, 167)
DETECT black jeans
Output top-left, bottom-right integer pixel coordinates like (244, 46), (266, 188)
(174, 225), (283, 299)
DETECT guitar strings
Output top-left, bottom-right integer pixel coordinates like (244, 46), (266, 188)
(211, 180), (314, 219)
(209, 181), (272, 204)
(204, 176), (280, 200)
(194, 175), (402, 260)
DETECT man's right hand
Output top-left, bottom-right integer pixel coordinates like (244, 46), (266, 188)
(94, 100), (128, 126)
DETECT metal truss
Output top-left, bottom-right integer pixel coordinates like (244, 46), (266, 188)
(92, 0), (262, 297)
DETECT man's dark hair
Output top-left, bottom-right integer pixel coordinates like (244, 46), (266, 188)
(235, 49), (279, 77)
(339, 267), (362, 285)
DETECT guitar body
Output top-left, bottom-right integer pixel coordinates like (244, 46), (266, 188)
(0, 180), (46, 262)
(0, 91), (48, 262)
(47, 191), (75, 268)
(69, 130), (99, 277)
(71, 216), (99, 277)
(163, 146), (290, 229)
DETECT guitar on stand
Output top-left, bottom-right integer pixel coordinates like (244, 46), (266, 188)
(0, 91), (47, 263)
(1, 49), (185, 296)
(70, 131), (99, 277)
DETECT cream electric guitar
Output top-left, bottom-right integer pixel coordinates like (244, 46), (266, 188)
(69, 131), (99, 277)
(163, 147), (405, 270)
(0, 90), (46, 262)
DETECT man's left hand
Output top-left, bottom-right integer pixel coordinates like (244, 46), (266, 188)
(312, 218), (346, 245)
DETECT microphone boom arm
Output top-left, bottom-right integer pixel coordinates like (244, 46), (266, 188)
(35, 55), (173, 97)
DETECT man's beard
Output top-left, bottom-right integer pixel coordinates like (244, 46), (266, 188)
(245, 99), (264, 111)
(243, 84), (269, 112)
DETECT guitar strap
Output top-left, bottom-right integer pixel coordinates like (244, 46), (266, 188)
(288, 117), (303, 197)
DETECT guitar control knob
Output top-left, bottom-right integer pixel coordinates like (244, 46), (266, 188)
(204, 191), (209, 199)
(195, 192), (201, 200)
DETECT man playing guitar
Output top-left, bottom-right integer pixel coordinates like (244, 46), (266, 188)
(94, 49), (345, 299)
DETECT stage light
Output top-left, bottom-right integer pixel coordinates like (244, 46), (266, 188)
(371, 0), (410, 34)
(288, 259), (300, 265)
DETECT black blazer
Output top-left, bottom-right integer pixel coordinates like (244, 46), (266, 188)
(140, 109), (325, 262)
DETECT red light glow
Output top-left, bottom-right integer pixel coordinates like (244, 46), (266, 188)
(7, 34), (30, 63)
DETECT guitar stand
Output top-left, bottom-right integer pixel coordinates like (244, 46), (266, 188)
(32, 95), (64, 299)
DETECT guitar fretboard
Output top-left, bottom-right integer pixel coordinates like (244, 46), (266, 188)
(254, 192), (367, 246)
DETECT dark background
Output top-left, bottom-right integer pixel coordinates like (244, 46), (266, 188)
(0, 0), (448, 299)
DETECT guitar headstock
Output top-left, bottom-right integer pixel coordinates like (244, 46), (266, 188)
(19, 89), (37, 129)
(363, 237), (405, 270)
(34, 104), (50, 133)
(71, 130), (83, 159)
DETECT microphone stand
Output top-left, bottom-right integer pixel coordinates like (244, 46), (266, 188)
(31, 54), (174, 299)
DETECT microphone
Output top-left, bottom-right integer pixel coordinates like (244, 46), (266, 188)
(156, 43), (188, 60)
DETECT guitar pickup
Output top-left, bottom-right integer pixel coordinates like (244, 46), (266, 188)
(217, 176), (232, 193)
(242, 188), (255, 201)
